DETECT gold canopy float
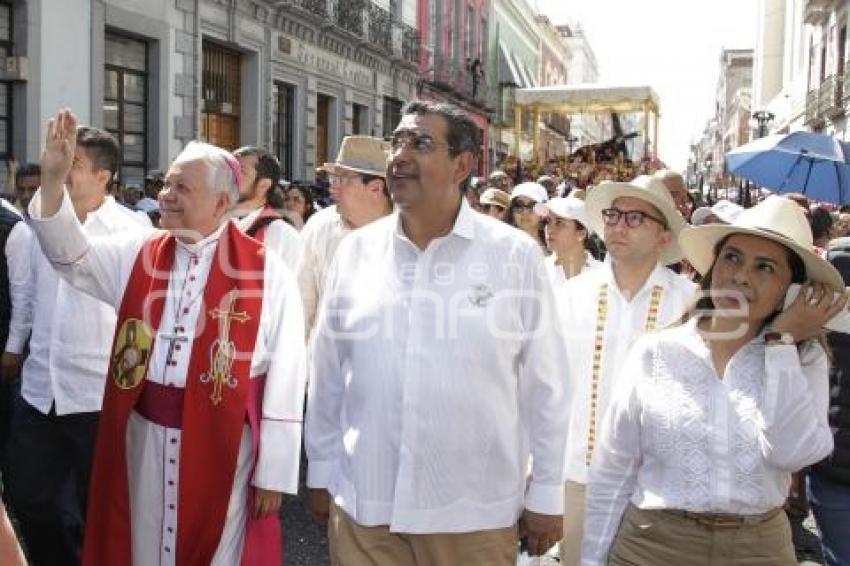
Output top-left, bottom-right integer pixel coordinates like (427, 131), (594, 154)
(512, 84), (661, 160)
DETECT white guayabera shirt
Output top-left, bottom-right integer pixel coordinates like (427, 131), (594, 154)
(581, 319), (833, 565)
(557, 261), (698, 484)
(307, 198), (570, 533)
(296, 205), (351, 339)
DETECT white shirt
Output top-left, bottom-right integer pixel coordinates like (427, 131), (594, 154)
(28, 188), (307, 564)
(236, 206), (303, 272)
(1, 199), (33, 354)
(306, 199), (569, 533)
(296, 205), (351, 338)
(581, 319), (833, 565)
(22, 196), (149, 415)
(544, 252), (601, 289)
(558, 261), (697, 483)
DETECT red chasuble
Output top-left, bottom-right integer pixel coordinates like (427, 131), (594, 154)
(83, 221), (282, 565)
(245, 204), (285, 242)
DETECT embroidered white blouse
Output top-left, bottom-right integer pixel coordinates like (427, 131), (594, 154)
(581, 318), (834, 565)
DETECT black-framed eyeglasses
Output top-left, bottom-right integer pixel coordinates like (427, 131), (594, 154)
(329, 174), (361, 186)
(390, 131), (453, 154)
(601, 207), (666, 229)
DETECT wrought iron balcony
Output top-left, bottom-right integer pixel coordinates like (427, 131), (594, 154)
(332, 0), (366, 37)
(290, 0), (330, 18)
(805, 89), (825, 128)
(368, 3), (393, 53)
(820, 74), (844, 119)
(428, 55), (488, 105)
(400, 23), (420, 65)
(803, 0), (832, 25)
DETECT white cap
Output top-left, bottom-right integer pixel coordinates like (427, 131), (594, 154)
(534, 196), (593, 233)
(691, 199), (743, 226)
(511, 182), (548, 203)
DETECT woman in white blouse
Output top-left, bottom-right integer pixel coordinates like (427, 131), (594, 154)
(534, 196), (601, 286)
(582, 196), (847, 566)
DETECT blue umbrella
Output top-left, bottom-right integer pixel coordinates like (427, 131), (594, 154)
(725, 131), (850, 204)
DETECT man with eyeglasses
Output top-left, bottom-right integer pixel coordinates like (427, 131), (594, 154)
(307, 101), (568, 564)
(232, 146), (303, 271)
(296, 135), (391, 338)
(554, 175), (697, 566)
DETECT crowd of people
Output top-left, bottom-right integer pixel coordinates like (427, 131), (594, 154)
(0, 99), (845, 566)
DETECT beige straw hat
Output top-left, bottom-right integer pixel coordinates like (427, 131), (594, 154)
(679, 195), (843, 290)
(319, 135), (389, 177)
(585, 175), (687, 264)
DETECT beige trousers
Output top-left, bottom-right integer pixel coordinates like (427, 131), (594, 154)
(560, 480), (586, 566)
(328, 502), (519, 566)
(608, 504), (796, 565)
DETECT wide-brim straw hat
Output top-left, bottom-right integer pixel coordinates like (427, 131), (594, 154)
(318, 135), (389, 177)
(679, 195), (844, 290)
(585, 175), (687, 265)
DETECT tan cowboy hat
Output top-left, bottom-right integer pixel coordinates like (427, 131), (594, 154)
(585, 175), (687, 265)
(319, 135), (389, 177)
(679, 195), (844, 290)
(479, 187), (511, 209)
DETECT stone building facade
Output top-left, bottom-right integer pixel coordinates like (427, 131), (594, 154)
(2, 0), (419, 189)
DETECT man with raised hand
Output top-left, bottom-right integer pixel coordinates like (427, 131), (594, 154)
(28, 109), (306, 565)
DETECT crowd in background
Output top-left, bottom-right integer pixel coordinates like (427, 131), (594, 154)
(0, 99), (848, 566)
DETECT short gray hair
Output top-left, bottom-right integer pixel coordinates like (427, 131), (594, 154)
(174, 141), (240, 204)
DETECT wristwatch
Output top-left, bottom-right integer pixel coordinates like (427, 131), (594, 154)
(764, 330), (795, 346)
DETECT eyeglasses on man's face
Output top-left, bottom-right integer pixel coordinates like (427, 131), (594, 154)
(601, 207), (666, 229)
(389, 131), (453, 154)
(329, 174), (361, 186)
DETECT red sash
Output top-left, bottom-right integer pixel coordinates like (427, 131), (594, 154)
(83, 222), (280, 565)
(245, 204), (285, 242)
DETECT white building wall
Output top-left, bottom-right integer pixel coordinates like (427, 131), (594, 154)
(40, 0), (92, 148)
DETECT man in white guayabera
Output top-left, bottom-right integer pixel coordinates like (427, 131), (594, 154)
(307, 100), (570, 565)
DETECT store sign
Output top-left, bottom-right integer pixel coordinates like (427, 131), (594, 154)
(274, 33), (373, 89)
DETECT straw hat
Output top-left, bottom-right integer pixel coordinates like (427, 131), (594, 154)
(511, 182), (548, 204)
(319, 135), (389, 177)
(585, 175), (687, 264)
(679, 195), (844, 290)
(534, 196), (593, 234)
(479, 187), (511, 209)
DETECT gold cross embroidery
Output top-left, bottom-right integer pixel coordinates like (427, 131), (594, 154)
(200, 289), (251, 405)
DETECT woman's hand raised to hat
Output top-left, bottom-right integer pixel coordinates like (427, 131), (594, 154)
(771, 282), (848, 343)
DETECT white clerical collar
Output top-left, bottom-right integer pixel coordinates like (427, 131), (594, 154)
(176, 221), (228, 255)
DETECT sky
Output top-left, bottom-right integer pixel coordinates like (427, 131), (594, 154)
(533, 0), (759, 171)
